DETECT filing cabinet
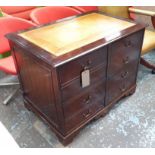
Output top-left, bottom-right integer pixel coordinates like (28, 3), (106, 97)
(7, 12), (145, 145)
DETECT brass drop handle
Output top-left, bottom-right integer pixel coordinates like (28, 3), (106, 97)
(81, 59), (92, 70)
(125, 40), (132, 47)
(83, 66), (89, 70)
(87, 59), (92, 64)
(121, 71), (129, 78)
(120, 85), (126, 92)
(83, 95), (92, 104)
(83, 109), (91, 118)
(81, 64), (89, 70)
(123, 56), (129, 64)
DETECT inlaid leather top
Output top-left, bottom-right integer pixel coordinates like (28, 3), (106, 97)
(19, 13), (135, 56)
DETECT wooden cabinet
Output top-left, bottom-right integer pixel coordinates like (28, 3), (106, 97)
(7, 12), (145, 145)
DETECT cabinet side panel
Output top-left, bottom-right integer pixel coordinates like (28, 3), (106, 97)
(13, 45), (58, 128)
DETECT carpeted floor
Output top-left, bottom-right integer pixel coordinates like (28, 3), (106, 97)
(0, 50), (155, 148)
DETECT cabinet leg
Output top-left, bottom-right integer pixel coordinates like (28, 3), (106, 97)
(57, 130), (80, 146)
(123, 88), (136, 98)
(57, 135), (75, 146)
(152, 69), (155, 74)
(128, 87), (136, 96)
(124, 86), (136, 97)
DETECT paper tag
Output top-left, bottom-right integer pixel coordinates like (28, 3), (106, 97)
(81, 69), (90, 88)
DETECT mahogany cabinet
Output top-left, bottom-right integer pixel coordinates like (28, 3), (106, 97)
(7, 12), (145, 145)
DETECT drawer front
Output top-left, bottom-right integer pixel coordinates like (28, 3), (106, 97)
(108, 31), (143, 76)
(61, 64), (106, 102)
(64, 98), (104, 132)
(106, 62), (138, 104)
(63, 80), (105, 119)
(58, 47), (107, 85)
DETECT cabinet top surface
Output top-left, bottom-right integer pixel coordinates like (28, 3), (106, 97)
(19, 12), (135, 57)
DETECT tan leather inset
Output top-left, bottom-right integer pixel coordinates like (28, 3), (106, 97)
(142, 30), (155, 54)
(19, 13), (134, 56)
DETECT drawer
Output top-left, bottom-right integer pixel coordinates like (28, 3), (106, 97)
(63, 80), (105, 119)
(64, 98), (104, 132)
(58, 46), (107, 85)
(108, 31), (143, 76)
(61, 64), (106, 102)
(106, 62), (138, 104)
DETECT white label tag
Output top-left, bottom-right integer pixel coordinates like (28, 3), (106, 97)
(81, 69), (90, 88)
